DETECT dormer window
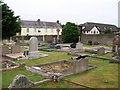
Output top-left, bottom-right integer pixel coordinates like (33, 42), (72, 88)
(97, 26), (100, 29)
(104, 27), (107, 29)
(82, 26), (85, 29)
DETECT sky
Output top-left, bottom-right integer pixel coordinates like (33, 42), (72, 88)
(3, 0), (120, 26)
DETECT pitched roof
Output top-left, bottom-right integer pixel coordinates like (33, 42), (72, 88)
(20, 20), (62, 29)
(80, 22), (118, 32)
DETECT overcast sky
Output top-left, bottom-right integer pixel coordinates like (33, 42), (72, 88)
(3, 0), (119, 26)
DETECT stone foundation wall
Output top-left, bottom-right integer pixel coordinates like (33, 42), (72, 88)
(14, 35), (62, 44)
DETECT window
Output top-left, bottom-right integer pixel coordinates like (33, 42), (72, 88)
(34, 28), (36, 32)
(38, 30), (41, 33)
(45, 29), (47, 32)
(82, 26), (85, 29)
(26, 28), (29, 32)
(91, 31), (93, 34)
(51, 29), (53, 33)
(94, 31), (96, 34)
(97, 26), (100, 29)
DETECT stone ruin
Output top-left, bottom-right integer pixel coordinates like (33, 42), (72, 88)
(8, 74), (34, 89)
(110, 35), (120, 63)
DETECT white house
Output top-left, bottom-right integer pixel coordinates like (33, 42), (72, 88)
(80, 22), (118, 35)
(17, 19), (62, 36)
(82, 26), (100, 35)
(16, 19), (62, 43)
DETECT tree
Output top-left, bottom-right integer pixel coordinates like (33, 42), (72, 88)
(62, 22), (80, 43)
(1, 1), (21, 39)
(104, 29), (112, 34)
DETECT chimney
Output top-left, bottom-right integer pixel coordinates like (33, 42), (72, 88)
(37, 19), (40, 22)
(37, 19), (40, 25)
(57, 20), (59, 24)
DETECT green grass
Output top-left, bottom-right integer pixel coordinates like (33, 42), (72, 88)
(83, 44), (92, 48)
(65, 57), (119, 88)
(77, 51), (92, 55)
(15, 51), (71, 66)
(2, 67), (43, 88)
(2, 51), (119, 88)
(95, 52), (113, 59)
(83, 44), (112, 49)
(33, 81), (84, 88)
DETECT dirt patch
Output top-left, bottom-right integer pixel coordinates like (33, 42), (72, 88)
(40, 61), (73, 73)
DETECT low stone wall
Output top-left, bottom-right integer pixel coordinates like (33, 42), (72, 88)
(25, 66), (49, 78)
(81, 34), (115, 45)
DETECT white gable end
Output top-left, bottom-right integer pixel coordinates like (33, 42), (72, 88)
(89, 26), (100, 34)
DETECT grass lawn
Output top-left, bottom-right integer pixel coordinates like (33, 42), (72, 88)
(2, 67), (44, 88)
(65, 57), (119, 88)
(83, 44), (112, 48)
(33, 81), (85, 88)
(2, 51), (119, 88)
(95, 52), (113, 59)
(15, 51), (71, 66)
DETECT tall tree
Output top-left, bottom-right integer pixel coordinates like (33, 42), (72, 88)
(62, 22), (80, 43)
(1, 1), (21, 39)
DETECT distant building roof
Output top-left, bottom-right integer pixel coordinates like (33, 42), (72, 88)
(20, 19), (62, 29)
(79, 22), (118, 32)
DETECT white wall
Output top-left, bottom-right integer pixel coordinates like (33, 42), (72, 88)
(21, 27), (62, 36)
(83, 26), (100, 35)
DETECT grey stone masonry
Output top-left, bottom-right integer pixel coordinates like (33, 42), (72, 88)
(97, 47), (105, 55)
(2, 46), (9, 55)
(28, 37), (48, 59)
(8, 74), (33, 88)
(11, 45), (21, 53)
(76, 42), (83, 50)
(73, 58), (88, 74)
(28, 37), (40, 59)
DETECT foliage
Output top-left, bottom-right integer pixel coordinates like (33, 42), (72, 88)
(62, 22), (80, 43)
(104, 29), (112, 34)
(2, 2), (21, 39)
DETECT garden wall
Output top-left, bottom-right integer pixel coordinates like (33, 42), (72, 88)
(81, 34), (115, 45)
